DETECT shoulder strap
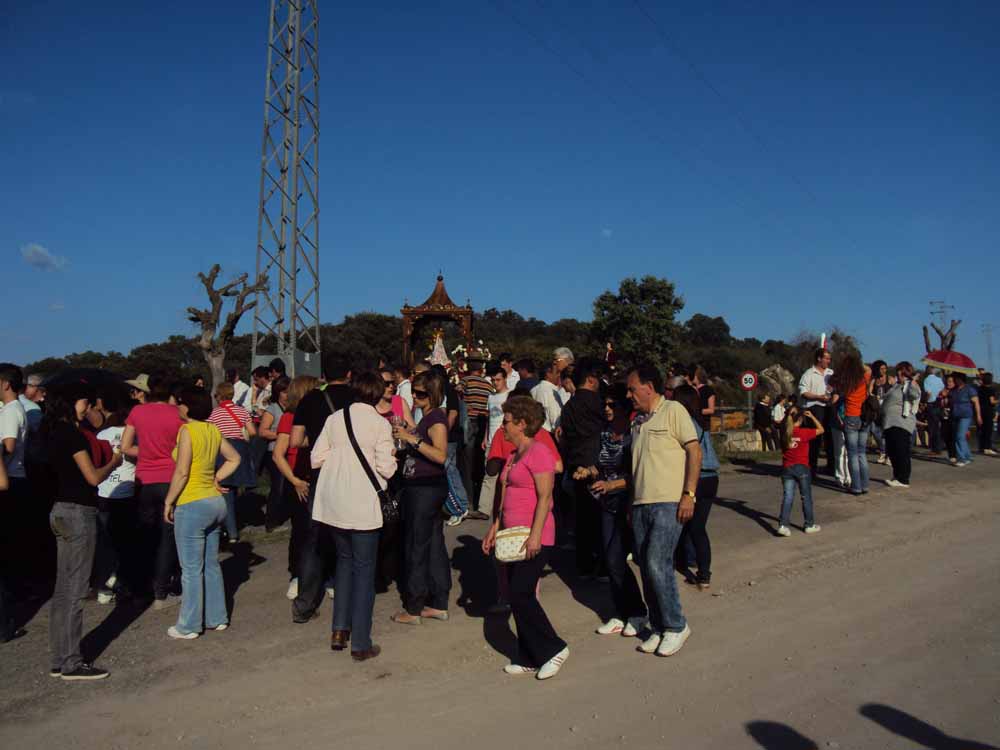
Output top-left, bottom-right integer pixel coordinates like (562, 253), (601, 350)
(343, 405), (383, 495)
(220, 403), (244, 428)
(321, 389), (336, 415)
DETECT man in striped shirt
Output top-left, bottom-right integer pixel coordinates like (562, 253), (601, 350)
(461, 359), (493, 519)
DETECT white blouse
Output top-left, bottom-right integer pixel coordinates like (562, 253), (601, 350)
(311, 403), (396, 531)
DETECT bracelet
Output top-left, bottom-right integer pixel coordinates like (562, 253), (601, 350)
(415, 438), (424, 450)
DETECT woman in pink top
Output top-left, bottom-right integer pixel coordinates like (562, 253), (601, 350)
(375, 368), (415, 427)
(120, 374), (184, 607)
(482, 396), (568, 680)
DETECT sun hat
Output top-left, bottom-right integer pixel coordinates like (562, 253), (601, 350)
(125, 373), (151, 393)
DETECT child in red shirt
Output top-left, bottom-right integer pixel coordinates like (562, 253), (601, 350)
(777, 405), (825, 537)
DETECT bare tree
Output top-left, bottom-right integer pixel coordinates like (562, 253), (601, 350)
(923, 319), (961, 353)
(187, 265), (268, 391)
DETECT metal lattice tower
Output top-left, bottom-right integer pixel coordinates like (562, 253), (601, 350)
(251, 0), (321, 377)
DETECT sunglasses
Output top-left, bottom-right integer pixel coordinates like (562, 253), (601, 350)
(382, 380), (395, 387)
(412, 389), (429, 398)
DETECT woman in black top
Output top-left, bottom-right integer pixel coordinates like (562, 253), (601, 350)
(688, 365), (716, 431)
(391, 369), (451, 625)
(43, 383), (122, 681)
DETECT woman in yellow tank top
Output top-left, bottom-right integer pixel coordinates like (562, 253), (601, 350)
(162, 387), (241, 639)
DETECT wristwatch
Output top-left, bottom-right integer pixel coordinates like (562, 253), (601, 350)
(682, 490), (696, 500)
(414, 437), (424, 450)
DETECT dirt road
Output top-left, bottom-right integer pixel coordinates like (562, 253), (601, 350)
(2, 451), (998, 749)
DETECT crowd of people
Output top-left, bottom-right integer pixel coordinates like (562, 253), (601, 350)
(0, 345), (995, 682)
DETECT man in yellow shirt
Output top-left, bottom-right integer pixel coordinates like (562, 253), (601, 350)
(626, 363), (701, 658)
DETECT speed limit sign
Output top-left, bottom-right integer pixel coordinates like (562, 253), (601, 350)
(740, 371), (758, 391)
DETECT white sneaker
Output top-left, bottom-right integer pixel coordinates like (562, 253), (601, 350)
(776, 525), (791, 537)
(211, 623), (229, 631)
(97, 591), (115, 605)
(655, 624), (691, 657)
(167, 625), (198, 640)
(596, 618), (624, 635)
(326, 586), (335, 599)
(949, 457), (958, 464)
(638, 632), (662, 654)
(956, 461), (969, 467)
(804, 524), (821, 534)
(104, 574), (117, 590)
(446, 511), (468, 527)
(502, 663), (537, 675)
(622, 617), (646, 637)
(286, 578), (299, 600)
(536, 647), (569, 680)
(885, 478), (904, 488)
(984, 449), (998, 456)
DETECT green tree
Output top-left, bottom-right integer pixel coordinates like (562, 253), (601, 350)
(592, 276), (684, 371)
(684, 314), (732, 347)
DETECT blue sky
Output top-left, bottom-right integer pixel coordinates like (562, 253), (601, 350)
(3, 1), (998, 371)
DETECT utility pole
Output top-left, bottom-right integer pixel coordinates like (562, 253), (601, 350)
(984, 323), (995, 374)
(251, 0), (321, 377)
(929, 300), (954, 329)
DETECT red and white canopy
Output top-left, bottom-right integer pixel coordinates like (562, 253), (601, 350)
(920, 349), (978, 376)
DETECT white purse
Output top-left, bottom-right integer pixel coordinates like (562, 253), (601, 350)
(494, 525), (531, 563)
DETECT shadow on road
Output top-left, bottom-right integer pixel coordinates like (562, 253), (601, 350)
(745, 720), (817, 749)
(714, 496), (780, 536)
(81, 597), (150, 663)
(451, 534), (518, 661)
(859, 703), (999, 750)
(222, 541), (267, 618)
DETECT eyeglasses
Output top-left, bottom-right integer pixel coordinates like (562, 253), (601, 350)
(412, 389), (429, 398)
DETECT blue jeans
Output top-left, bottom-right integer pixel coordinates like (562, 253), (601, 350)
(445, 442), (469, 513)
(780, 464), (814, 528)
(630, 503), (686, 633)
(845, 416), (870, 493)
(174, 497), (229, 634)
(599, 501), (646, 621)
(870, 423), (885, 455)
(331, 527), (380, 652)
(954, 416), (973, 462)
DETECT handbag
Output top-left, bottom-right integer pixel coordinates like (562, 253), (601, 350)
(344, 405), (400, 524)
(492, 453), (531, 564)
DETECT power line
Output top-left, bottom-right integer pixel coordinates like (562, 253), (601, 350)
(629, 0), (858, 248)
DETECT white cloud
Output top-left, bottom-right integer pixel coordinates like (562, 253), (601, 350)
(21, 243), (67, 272)
(601, 227), (613, 239)
(49, 302), (65, 311)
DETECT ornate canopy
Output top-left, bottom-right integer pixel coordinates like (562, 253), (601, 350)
(401, 275), (473, 366)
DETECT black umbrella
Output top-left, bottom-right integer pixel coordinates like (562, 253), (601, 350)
(41, 368), (127, 389)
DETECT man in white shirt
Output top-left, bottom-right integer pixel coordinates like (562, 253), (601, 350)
(498, 353), (519, 392)
(532, 362), (565, 431)
(228, 368), (251, 409)
(0, 364), (28, 483)
(0, 363), (28, 642)
(395, 365), (413, 410)
(798, 348), (834, 476)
